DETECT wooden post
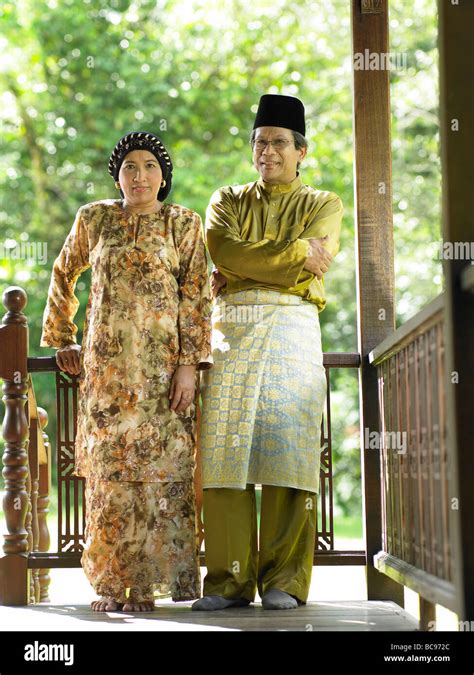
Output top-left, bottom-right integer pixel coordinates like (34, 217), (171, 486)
(0, 287), (30, 606)
(419, 597), (436, 632)
(438, 0), (474, 621)
(24, 430), (35, 604)
(28, 415), (40, 603)
(37, 407), (51, 602)
(351, 0), (403, 603)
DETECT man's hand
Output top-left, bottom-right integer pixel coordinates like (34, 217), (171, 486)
(303, 235), (334, 280)
(210, 268), (227, 298)
(56, 344), (82, 376)
(169, 364), (197, 413)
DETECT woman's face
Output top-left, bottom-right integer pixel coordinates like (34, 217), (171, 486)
(118, 149), (163, 207)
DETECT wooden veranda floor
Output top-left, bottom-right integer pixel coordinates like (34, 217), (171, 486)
(0, 600), (417, 632)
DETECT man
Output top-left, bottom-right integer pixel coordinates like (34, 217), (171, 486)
(193, 94), (343, 611)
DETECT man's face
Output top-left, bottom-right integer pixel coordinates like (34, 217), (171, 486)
(252, 126), (307, 184)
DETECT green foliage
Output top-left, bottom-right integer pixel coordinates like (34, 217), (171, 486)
(0, 0), (440, 517)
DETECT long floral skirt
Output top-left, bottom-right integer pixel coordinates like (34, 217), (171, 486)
(81, 477), (201, 602)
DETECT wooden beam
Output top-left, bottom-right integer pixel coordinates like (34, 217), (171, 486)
(438, 0), (474, 622)
(351, 0), (403, 604)
(27, 353), (363, 373)
(374, 552), (457, 613)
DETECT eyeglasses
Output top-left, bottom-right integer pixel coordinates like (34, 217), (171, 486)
(253, 139), (293, 151)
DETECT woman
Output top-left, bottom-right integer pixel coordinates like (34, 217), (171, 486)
(41, 131), (212, 612)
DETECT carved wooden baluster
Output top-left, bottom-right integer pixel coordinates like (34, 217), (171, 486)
(25, 414), (35, 603)
(29, 413), (40, 603)
(37, 407), (51, 602)
(0, 287), (30, 605)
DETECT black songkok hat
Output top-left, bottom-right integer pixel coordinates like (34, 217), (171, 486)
(108, 131), (173, 201)
(253, 94), (306, 136)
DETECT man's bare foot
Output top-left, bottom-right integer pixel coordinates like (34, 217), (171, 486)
(91, 597), (123, 612)
(122, 598), (155, 612)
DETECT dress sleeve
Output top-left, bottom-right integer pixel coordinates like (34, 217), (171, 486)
(177, 212), (213, 370)
(40, 206), (90, 349)
(205, 188), (310, 288)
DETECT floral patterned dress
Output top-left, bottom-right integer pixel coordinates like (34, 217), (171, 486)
(41, 199), (212, 601)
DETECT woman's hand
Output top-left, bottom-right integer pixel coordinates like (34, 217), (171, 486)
(56, 344), (82, 376)
(210, 268), (227, 298)
(169, 364), (197, 413)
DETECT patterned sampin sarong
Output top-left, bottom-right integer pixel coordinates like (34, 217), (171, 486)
(200, 289), (327, 494)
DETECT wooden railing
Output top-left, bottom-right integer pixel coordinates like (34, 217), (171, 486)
(0, 286), (363, 605)
(368, 293), (456, 627)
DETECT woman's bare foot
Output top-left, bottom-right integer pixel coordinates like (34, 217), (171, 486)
(122, 598), (155, 612)
(91, 597), (123, 612)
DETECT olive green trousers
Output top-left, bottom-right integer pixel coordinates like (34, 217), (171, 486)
(202, 484), (317, 603)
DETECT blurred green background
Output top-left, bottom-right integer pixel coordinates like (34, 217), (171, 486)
(0, 0), (441, 541)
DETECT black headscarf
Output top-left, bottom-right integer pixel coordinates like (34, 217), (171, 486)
(108, 131), (173, 201)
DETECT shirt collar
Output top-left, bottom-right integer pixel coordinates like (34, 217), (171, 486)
(257, 173), (302, 196)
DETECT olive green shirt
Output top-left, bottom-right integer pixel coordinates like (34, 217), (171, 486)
(205, 174), (343, 312)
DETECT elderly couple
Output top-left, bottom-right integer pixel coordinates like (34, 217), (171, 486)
(41, 94), (343, 613)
